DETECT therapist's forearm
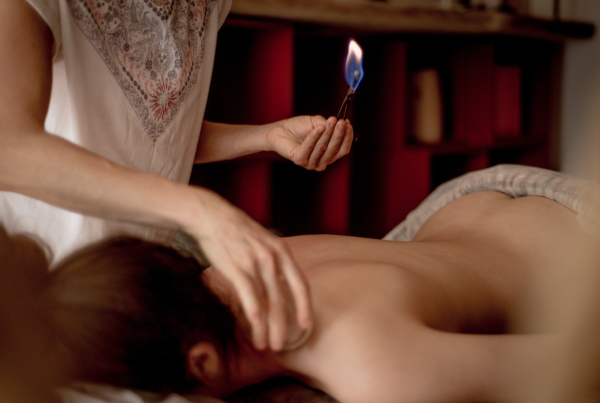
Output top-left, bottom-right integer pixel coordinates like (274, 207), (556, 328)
(194, 120), (279, 164)
(0, 128), (215, 236)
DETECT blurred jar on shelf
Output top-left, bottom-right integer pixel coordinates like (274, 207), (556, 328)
(411, 68), (444, 145)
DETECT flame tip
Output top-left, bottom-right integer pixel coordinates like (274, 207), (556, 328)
(344, 39), (364, 91)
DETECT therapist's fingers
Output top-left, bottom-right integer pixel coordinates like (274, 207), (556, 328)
(244, 234), (312, 351)
(278, 244), (312, 332)
(249, 240), (287, 351)
(329, 120), (354, 164)
(262, 240), (311, 351)
(315, 119), (349, 171)
(225, 252), (269, 350)
(234, 235), (309, 351)
(309, 114), (328, 128)
(292, 125), (325, 168)
(306, 117), (337, 170)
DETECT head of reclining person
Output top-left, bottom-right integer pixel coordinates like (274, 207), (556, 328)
(38, 236), (245, 397)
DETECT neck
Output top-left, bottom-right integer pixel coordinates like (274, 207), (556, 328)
(226, 337), (289, 394)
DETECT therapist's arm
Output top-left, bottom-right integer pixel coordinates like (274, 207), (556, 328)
(0, 0), (197, 231)
(0, 0), (312, 352)
(196, 116), (354, 171)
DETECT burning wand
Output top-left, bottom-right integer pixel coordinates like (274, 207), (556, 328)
(337, 39), (364, 121)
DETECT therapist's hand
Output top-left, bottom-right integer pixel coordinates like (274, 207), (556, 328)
(269, 115), (354, 171)
(190, 188), (312, 352)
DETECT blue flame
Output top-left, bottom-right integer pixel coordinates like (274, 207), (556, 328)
(344, 40), (364, 91)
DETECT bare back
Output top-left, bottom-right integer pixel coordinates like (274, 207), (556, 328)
(278, 192), (597, 402)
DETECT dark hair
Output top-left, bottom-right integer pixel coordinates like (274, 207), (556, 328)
(0, 227), (60, 403)
(38, 236), (238, 394)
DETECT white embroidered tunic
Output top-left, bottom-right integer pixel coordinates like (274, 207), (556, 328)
(0, 0), (232, 264)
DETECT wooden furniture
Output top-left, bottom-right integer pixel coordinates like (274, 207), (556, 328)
(191, 1), (595, 238)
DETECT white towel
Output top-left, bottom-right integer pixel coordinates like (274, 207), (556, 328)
(383, 164), (600, 241)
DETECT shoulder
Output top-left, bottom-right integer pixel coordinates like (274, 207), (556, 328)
(298, 319), (522, 403)
(299, 317), (499, 403)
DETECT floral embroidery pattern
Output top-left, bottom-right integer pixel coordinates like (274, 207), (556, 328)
(150, 77), (177, 121)
(67, 0), (217, 141)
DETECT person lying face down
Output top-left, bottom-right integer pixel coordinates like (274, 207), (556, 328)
(39, 190), (599, 402)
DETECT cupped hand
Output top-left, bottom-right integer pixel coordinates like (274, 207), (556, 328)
(191, 189), (312, 351)
(269, 115), (354, 171)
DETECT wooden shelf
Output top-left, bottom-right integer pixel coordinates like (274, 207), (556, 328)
(230, 0), (595, 40)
